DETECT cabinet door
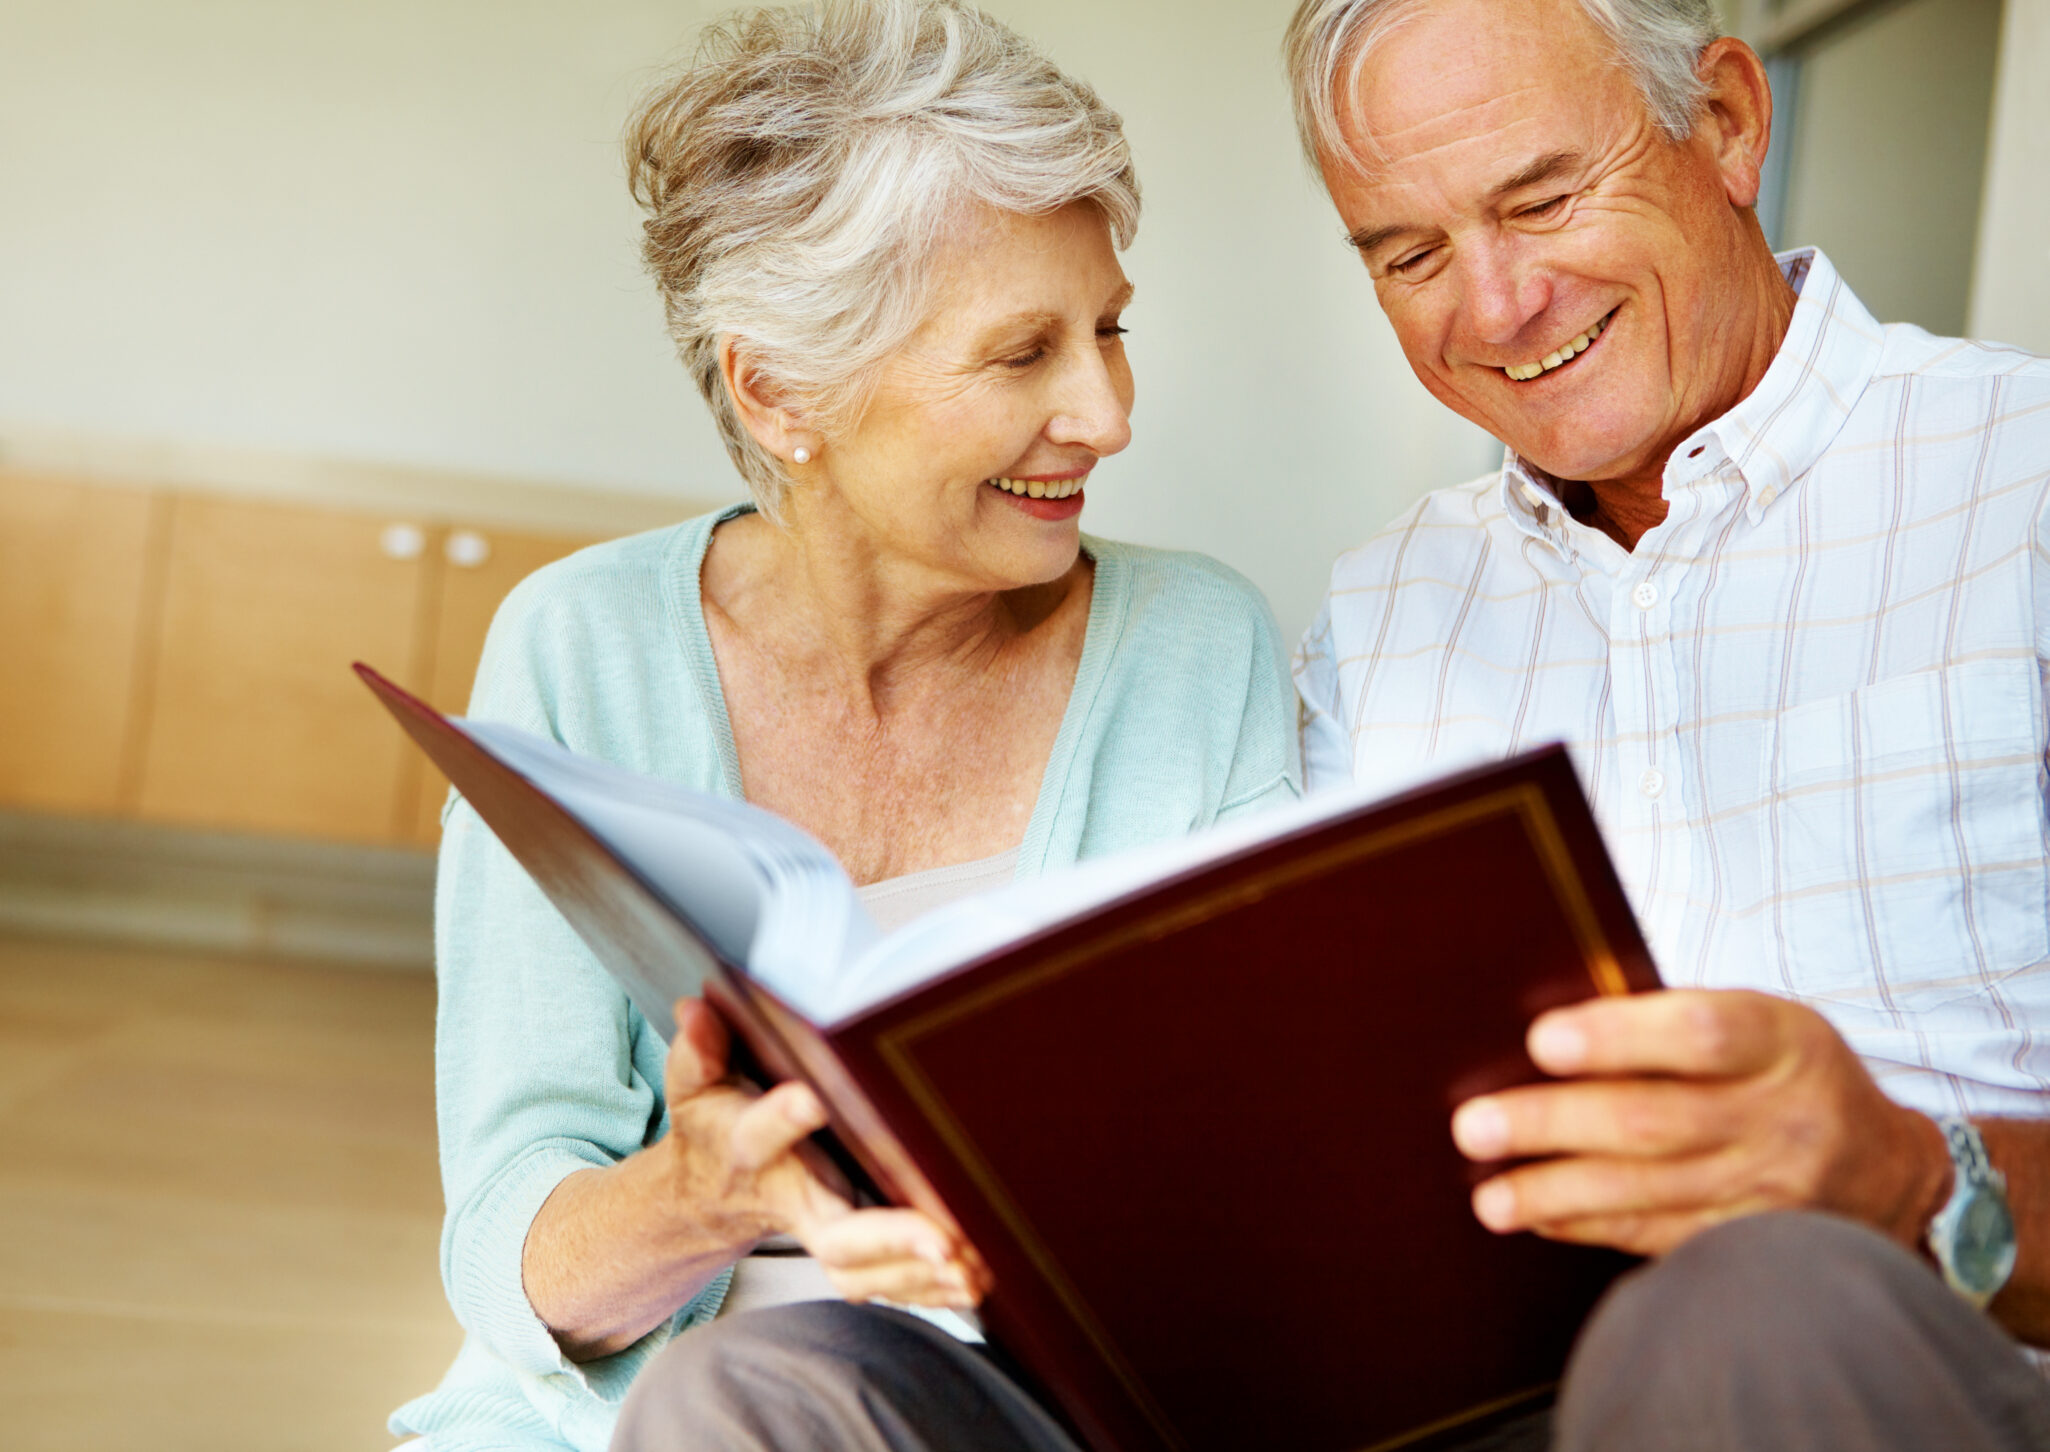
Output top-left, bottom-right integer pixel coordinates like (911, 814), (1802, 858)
(135, 495), (434, 844)
(404, 526), (599, 845)
(0, 471), (161, 814)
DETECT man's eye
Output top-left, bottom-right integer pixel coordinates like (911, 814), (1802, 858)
(1521, 195), (1568, 219)
(1388, 248), (1437, 276)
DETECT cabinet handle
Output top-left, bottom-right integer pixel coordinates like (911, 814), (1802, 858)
(446, 529), (491, 568)
(380, 522), (426, 560)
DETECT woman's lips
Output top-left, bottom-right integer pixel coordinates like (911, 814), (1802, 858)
(986, 473), (1088, 520)
(990, 483), (1086, 521)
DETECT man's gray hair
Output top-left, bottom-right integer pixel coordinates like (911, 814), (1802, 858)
(626, 0), (1140, 518)
(1284, 0), (1723, 170)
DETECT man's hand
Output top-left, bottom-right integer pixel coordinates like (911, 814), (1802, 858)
(1449, 989), (1955, 1257)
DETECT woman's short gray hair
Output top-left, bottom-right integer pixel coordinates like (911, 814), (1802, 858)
(1284, 0), (1722, 171)
(626, 0), (1141, 517)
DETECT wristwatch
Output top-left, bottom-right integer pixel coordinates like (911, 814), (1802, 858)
(1926, 1116), (2017, 1310)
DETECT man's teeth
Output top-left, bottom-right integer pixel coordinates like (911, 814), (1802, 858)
(1504, 314), (1608, 382)
(988, 477), (1084, 499)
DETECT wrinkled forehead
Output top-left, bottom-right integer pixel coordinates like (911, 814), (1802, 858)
(1330, 0), (1643, 182)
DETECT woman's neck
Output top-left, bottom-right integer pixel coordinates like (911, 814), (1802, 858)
(702, 508), (1082, 710)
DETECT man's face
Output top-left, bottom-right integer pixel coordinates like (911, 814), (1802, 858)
(1322, 0), (1764, 484)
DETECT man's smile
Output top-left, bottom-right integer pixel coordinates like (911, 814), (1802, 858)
(1497, 307), (1617, 382)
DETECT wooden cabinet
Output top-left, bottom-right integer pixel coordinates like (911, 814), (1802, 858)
(133, 495), (437, 844)
(0, 470), (604, 848)
(0, 472), (163, 814)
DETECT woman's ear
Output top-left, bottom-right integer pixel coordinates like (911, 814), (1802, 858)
(1695, 38), (1774, 211)
(718, 337), (820, 468)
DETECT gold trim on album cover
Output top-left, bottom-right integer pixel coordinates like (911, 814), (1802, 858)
(873, 781), (1626, 1450)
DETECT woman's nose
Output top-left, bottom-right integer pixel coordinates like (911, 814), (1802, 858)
(1047, 346), (1134, 457)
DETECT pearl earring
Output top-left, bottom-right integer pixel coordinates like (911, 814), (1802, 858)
(792, 446), (812, 465)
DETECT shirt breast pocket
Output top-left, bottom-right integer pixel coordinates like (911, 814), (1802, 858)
(1762, 658), (2049, 1005)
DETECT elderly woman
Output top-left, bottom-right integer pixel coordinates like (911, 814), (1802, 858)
(388, 2), (1296, 1449)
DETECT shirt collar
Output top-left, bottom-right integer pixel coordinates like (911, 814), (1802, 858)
(1701, 248), (1885, 513)
(1497, 248), (1886, 535)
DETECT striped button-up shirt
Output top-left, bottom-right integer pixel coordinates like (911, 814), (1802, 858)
(1296, 250), (2050, 1118)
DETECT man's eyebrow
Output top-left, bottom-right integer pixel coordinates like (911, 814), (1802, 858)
(1346, 149), (1587, 259)
(1346, 221), (1411, 258)
(1488, 149), (1582, 201)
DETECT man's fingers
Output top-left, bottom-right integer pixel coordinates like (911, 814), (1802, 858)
(1469, 1150), (1775, 1237)
(665, 997), (732, 1103)
(729, 1081), (828, 1171)
(1453, 1078), (1741, 1162)
(1530, 1206), (1748, 1259)
(1525, 989), (1791, 1079)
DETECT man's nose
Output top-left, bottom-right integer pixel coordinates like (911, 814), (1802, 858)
(1460, 241), (1552, 348)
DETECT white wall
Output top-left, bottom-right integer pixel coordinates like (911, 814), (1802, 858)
(1779, 0), (2003, 337)
(0, 0), (1495, 641)
(1970, 0), (2050, 355)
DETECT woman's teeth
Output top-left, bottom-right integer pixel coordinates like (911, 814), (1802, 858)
(1504, 313), (1609, 382)
(988, 477), (1084, 499)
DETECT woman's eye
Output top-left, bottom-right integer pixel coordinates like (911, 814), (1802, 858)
(1097, 324), (1129, 341)
(999, 347), (1047, 369)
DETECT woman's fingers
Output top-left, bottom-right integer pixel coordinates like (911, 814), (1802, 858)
(664, 997), (732, 1104)
(822, 1257), (980, 1309)
(803, 1209), (988, 1308)
(808, 1207), (956, 1269)
(730, 1081), (828, 1170)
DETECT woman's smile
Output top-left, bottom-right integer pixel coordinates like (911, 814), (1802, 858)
(986, 471), (1090, 520)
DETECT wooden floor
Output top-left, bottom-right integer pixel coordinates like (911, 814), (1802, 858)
(0, 934), (461, 1450)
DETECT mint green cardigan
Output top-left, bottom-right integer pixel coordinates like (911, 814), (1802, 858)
(391, 507), (1300, 1451)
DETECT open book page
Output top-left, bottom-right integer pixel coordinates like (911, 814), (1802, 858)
(812, 784), (1389, 1025)
(460, 721), (881, 998)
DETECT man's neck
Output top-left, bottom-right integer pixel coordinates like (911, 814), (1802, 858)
(1573, 248), (1800, 552)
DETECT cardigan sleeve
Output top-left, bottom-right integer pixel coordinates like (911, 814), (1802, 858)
(429, 567), (725, 1400)
(1214, 584), (1304, 824)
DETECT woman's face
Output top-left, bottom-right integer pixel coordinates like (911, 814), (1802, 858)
(800, 201), (1135, 594)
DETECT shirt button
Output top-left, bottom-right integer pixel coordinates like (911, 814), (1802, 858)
(1756, 484), (1779, 509)
(1632, 581), (1659, 610)
(1640, 768), (1666, 800)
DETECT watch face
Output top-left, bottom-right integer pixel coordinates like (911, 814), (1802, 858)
(1954, 1185), (2020, 1295)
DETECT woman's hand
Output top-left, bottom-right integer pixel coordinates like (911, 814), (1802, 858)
(656, 995), (855, 1248)
(663, 997), (989, 1311)
(525, 996), (987, 1361)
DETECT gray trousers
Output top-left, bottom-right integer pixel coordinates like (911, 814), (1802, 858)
(610, 1212), (2050, 1451)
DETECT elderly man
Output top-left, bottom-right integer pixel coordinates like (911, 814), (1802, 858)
(1287, 0), (2050, 1446)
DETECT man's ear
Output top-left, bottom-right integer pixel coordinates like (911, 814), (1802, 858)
(718, 337), (819, 466)
(1694, 37), (1774, 211)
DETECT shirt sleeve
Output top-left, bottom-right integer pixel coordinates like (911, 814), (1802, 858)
(1292, 598), (1356, 795)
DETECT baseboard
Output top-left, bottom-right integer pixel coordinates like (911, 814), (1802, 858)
(0, 810), (435, 970)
